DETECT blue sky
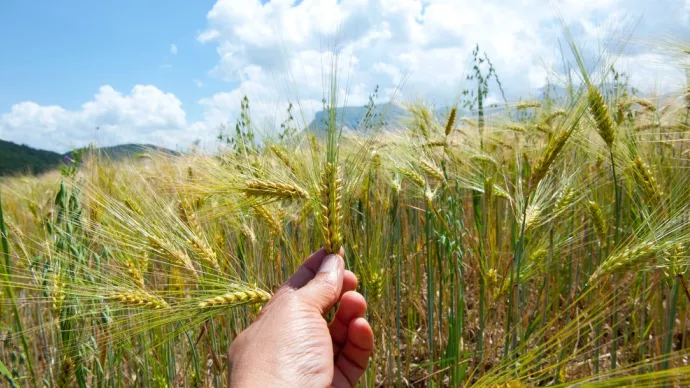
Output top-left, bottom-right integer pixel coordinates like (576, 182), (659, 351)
(0, 0), (688, 152)
(0, 1), (219, 121)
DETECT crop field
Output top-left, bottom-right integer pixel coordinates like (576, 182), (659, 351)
(1, 41), (690, 387)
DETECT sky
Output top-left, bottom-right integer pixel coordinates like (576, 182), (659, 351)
(0, 0), (688, 153)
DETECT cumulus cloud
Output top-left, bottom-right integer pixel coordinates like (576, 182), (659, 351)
(2, 0), (687, 152)
(196, 0), (688, 124)
(0, 85), (195, 152)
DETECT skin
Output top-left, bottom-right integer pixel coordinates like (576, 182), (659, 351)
(227, 248), (374, 387)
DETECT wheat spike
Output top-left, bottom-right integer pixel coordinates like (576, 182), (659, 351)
(534, 124), (551, 134)
(367, 270), (384, 303)
(57, 357), (74, 388)
(125, 259), (144, 288)
(590, 240), (667, 283)
(587, 86), (615, 148)
(529, 129), (573, 191)
(524, 204), (542, 230)
(630, 98), (656, 111)
(51, 274), (65, 314)
(460, 117), (476, 127)
(110, 290), (168, 310)
(517, 101), (542, 109)
(422, 140), (448, 148)
(444, 107), (457, 137)
(398, 167), (426, 189)
(252, 205), (282, 237)
(586, 201), (608, 246)
(320, 162), (343, 254)
(632, 157), (663, 199)
(544, 109), (566, 125)
(553, 185), (576, 215)
(506, 124), (525, 132)
(198, 289), (271, 308)
(270, 145), (297, 173)
(148, 235), (198, 279)
(124, 198), (144, 216)
(419, 158), (445, 181)
(243, 180), (309, 201)
(178, 198), (221, 271)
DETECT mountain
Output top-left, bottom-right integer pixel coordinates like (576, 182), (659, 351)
(65, 144), (180, 160)
(0, 141), (179, 177)
(307, 103), (409, 132)
(307, 103), (478, 133)
(0, 139), (63, 176)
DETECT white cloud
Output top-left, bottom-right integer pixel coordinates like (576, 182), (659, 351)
(198, 0), (688, 113)
(3, 0), (688, 152)
(0, 85), (194, 152)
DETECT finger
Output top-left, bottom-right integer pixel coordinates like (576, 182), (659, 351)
(296, 253), (344, 313)
(343, 270), (358, 295)
(333, 317), (374, 387)
(277, 248), (327, 294)
(329, 291), (367, 355)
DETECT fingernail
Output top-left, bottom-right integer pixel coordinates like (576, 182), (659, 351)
(318, 254), (338, 274)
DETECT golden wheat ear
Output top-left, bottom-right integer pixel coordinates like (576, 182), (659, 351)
(320, 162), (343, 254)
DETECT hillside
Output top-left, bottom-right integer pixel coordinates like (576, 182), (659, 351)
(0, 139), (63, 176)
(1, 141), (179, 176)
(66, 143), (180, 160)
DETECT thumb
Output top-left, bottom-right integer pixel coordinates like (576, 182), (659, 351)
(297, 253), (344, 313)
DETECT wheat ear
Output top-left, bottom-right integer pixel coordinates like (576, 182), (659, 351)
(109, 290), (168, 310)
(586, 201), (608, 246)
(587, 86), (615, 148)
(243, 180), (309, 201)
(252, 205), (282, 237)
(529, 129), (573, 191)
(632, 157), (663, 199)
(445, 107), (457, 137)
(198, 289), (271, 308)
(320, 162), (343, 254)
(398, 167), (426, 189)
(419, 158), (445, 181)
(270, 145), (297, 173)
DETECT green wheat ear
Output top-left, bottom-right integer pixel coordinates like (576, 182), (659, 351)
(320, 162), (343, 254)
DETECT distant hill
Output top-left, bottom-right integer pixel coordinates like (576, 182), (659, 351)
(0, 140), (179, 177)
(0, 139), (63, 176)
(307, 103), (477, 133)
(65, 143), (180, 160)
(307, 103), (409, 132)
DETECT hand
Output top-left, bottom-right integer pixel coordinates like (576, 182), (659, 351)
(227, 248), (374, 387)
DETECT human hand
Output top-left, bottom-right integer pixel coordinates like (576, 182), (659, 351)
(227, 248), (374, 387)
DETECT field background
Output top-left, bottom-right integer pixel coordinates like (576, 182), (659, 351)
(1, 40), (690, 387)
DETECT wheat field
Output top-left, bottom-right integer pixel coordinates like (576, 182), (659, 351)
(1, 41), (690, 387)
